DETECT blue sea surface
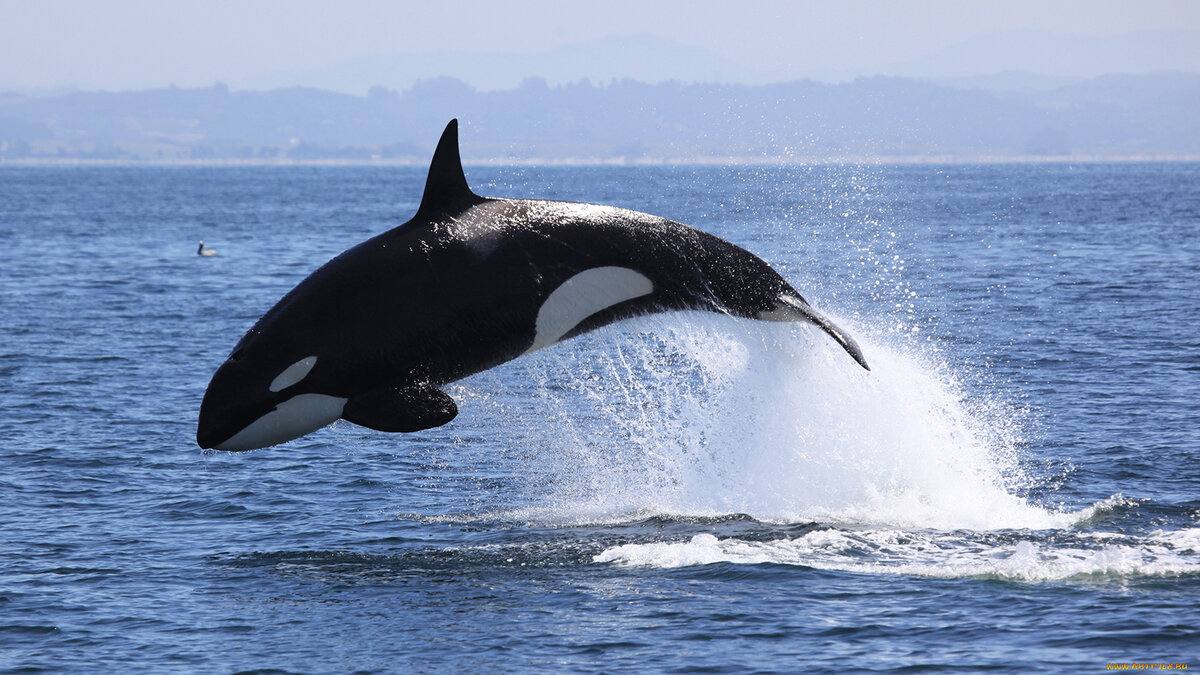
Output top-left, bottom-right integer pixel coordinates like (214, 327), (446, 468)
(1, 162), (1198, 672)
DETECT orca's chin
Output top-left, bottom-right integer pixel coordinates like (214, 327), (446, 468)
(198, 394), (349, 451)
(196, 428), (224, 451)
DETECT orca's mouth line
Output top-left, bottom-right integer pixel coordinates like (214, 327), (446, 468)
(197, 399), (278, 450)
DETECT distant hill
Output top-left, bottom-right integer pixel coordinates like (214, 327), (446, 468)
(2, 73), (1199, 162)
(238, 34), (769, 95)
(230, 30), (1200, 94)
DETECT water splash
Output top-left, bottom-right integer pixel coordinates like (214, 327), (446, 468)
(457, 311), (1062, 531)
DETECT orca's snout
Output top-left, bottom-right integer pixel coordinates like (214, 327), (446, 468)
(197, 386), (238, 450)
(196, 415), (223, 450)
(196, 360), (255, 450)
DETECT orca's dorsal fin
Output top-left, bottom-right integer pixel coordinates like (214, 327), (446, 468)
(417, 119), (484, 217)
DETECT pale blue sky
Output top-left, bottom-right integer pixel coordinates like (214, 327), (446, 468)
(2, 0), (1198, 92)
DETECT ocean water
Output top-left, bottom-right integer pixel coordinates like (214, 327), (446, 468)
(1, 161), (1198, 672)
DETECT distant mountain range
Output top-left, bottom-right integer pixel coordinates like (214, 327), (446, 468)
(238, 34), (769, 95)
(2, 71), (1198, 162)
(229, 30), (1200, 94)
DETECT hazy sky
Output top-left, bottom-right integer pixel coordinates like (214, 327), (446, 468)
(3, 0), (1199, 92)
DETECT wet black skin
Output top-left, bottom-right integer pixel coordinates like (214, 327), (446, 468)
(197, 120), (868, 450)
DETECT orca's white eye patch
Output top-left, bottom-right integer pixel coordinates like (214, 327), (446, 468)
(269, 356), (318, 392)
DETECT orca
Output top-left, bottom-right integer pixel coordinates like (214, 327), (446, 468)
(197, 119), (869, 451)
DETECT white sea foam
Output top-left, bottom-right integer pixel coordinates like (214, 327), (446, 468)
(594, 529), (1200, 581)
(1149, 527), (1200, 552)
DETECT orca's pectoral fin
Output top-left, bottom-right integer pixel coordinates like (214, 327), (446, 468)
(342, 383), (459, 433)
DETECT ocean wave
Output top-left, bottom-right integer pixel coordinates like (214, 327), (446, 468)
(594, 526), (1200, 581)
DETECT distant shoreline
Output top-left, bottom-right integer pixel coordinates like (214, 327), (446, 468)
(4, 154), (1199, 167)
(6, 74), (1199, 166)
